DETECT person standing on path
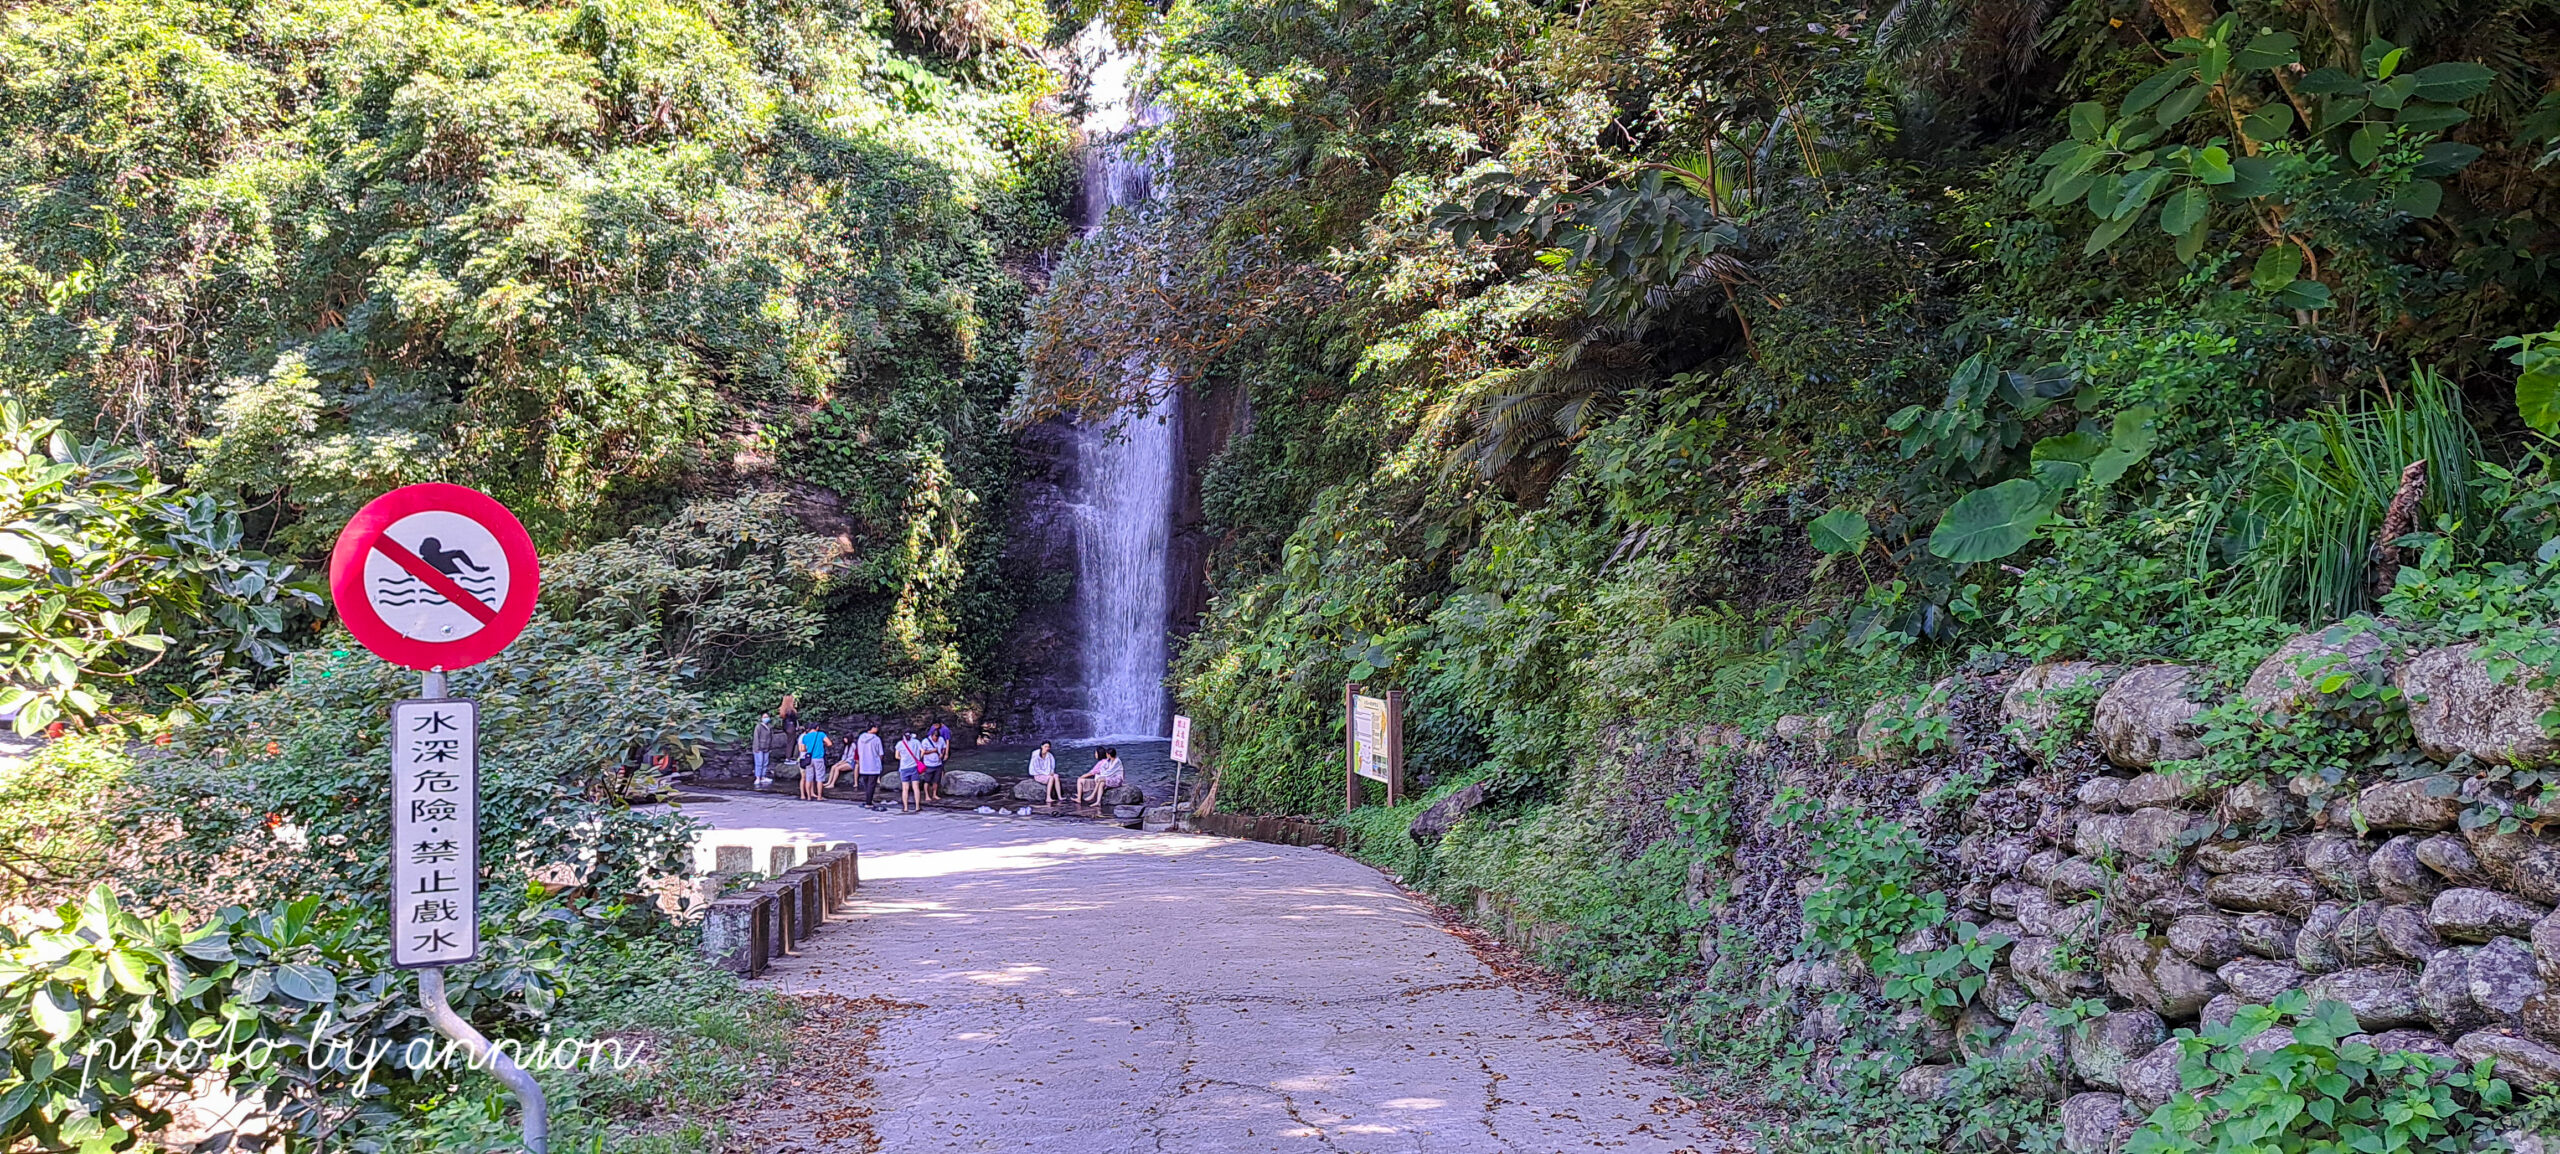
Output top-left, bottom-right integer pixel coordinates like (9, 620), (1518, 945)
(798, 726), (831, 800)
(920, 724), (948, 804)
(896, 730), (928, 813)
(855, 724), (885, 808)
(1028, 741), (1059, 806)
(751, 712), (777, 788)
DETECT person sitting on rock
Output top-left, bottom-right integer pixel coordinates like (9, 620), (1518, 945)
(1028, 741), (1060, 806)
(1075, 747), (1112, 809)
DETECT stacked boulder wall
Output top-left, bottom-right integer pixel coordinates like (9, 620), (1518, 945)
(1603, 635), (2560, 1110)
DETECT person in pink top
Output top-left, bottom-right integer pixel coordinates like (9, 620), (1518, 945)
(1075, 746), (1124, 808)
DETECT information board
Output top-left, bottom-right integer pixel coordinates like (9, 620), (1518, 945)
(1351, 694), (1391, 783)
(391, 698), (480, 968)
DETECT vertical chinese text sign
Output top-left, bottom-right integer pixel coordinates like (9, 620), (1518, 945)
(391, 698), (480, 968)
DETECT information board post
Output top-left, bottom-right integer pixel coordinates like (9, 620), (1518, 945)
(1345, 684), (1403, 810)
(332, 485), (548, 1154)
(1168, 714), (1194, 811)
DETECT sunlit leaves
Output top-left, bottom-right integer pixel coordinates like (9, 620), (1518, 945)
(1809, 509), (1869, 556)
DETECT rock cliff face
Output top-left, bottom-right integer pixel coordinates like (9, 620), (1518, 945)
(988, 418), (1090, 738)
(1445, 626), (2560, 1150)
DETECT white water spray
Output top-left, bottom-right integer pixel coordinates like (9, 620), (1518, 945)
(1070, 25), (1173, 740)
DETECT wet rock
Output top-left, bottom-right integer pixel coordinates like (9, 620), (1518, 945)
(939, 770), (999, 798)
(2016, 891), (2065, 938)
(2120, 771), (2211, 811)
(2074, 813), (2127, 861)
(2217, 957), (2307, 1004)
(2071, 1010), (2166, 1089)
(2303, 835), (2378, 898)
(2207, 872), (2319, 918)
(2237, 912), (2302, 959)
(2049, 856), (2109, 900)
(1894, 1005), (1957, 1063)
(2195, 840), (2289, 875)
(2416, 834), (2490, 886)
(1957, 1003), (2010, 1059)
(2218, 779), (2307, 831)
(2101, 933), (2226, 1019)
(2304, 966), (2427, 1030)
(2014, 938), (2108, 1005)
(2119, 1040), (2184, 1114)
(1796, 1002), (1849, 1044)
(2094, 665), (2209, 768)
(2420, 948), (2493, 1035)
(2168, 914), (2245, 969)
(2470, 833), (2560, 906)
(2355, 778), (2463, 833)
(2470, 936), (2546, 1016)
(1407, 781), (1487, 844)
(2059, 1091), (2129, 1154)
(2358, 1028), (2460, 1066)
(2001, 1003), (2076, 1099)
(2536, 912), (2560, 984)
(2244, 625), (2397, 720)
(2077, 776), (2127, 813)
(1896, 1063), (1958, 1101)
(2055, 900), (2105, 942)
(2375, 904), (2442, 964)
(1101, 785), (1145, 807)
(2239, 1023), (2300, 1058)
(1984, 967), (2035, 1022)
(2398, 642), (2560, 767)
(2118, 807), (2196, 862)
(2455, 1030), (2560, 1092)
(2330, 903), (2392, 967)
(2296, 903), (2348, 973)
(2114, 862), (2213, 922)
(1012, 778), (1056, 803)
(2370, 836), (2445, 904)
(2521, 993), (2560, 1047)
(1775, 959), (1849, 993)
(2006, 662), (2119, 748)
(2429, 888), (2549, 943)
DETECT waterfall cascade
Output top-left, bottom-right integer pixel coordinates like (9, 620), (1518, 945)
(1069, 27), (1174, 741)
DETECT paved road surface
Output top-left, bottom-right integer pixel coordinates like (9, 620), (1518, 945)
(687, 793), (1742, 1153)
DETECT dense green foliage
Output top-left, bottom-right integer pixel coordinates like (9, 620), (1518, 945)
(3, 0), (1077, 724)
(1004, 0), (2560, 1144)
(0, 400), (315, 731)
(1016, 0), (2560, 816)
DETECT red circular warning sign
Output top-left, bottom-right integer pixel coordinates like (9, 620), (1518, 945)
(328, 484), (540, 670)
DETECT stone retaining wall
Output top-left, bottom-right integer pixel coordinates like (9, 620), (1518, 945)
(1675, 623), (2560, 1151)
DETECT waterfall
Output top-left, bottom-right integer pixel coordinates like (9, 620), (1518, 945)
(1069, 25), (1173, 740)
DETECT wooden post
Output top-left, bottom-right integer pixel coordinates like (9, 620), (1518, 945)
(1385, 688), (1405, 806)
(1344, 681), (1362, 811)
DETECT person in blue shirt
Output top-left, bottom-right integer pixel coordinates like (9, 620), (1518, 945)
(798, 727), (831, 800)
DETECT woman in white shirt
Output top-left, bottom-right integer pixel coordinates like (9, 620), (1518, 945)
(1028, 741), (1060, 806)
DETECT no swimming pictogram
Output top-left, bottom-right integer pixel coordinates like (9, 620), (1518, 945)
(329, 484), (540, 670)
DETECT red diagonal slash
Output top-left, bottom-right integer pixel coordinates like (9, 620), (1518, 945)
(371, 536), (498, 625)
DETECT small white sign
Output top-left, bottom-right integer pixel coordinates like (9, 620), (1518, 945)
(391, 698), (479, 968)
(1170, 715), (1193, 765)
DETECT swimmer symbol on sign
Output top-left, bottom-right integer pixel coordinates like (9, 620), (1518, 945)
(329, 483), (541, 671)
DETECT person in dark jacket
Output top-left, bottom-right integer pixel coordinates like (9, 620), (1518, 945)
(752, 713), (776, 788)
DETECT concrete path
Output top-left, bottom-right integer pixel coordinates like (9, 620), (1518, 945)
(686, 793), (1743, 1153)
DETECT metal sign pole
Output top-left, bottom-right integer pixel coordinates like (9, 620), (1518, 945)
(409, 669), (549, 1154)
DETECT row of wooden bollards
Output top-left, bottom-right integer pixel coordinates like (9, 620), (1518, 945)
(698, 842), (858, 976)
